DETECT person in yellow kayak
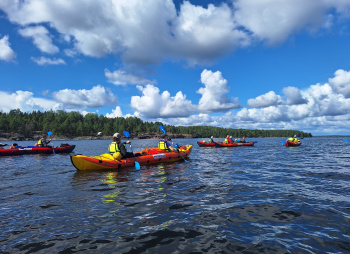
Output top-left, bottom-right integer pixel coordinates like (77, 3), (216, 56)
(158, 133), (176, 152)
(37, 134), (52, 147)
(108, 133), (134, 160)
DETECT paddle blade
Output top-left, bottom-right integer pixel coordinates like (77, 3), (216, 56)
(123, 130), (130, 138)
(253, 141), (258, 143)
(135, 161), (141, 170)
(344, 139), (349, 142)
(47, 131), (52, 136)
(158, 125), (166, 133)
(282, 142), (286, 146)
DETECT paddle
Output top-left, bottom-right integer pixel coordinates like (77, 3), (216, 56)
(123, 130), (141, 170)
(158, 125), (188, 162)
(344, 139), (349, 142)
(48, 131), (55, 154)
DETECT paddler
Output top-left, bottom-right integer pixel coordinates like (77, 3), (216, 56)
(158, 133), (176, 152)
(108, 133), (134, 160)
(37, 134), (52, 147)
(209, 136), (215, 143)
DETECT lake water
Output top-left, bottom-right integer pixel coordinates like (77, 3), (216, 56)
(1, 137), (349, 253)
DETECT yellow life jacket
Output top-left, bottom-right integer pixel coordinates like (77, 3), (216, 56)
(225, 138), (229, 143)
(37, 139), (43, 147)
(158, 140), (171, 152)
(108, 142), (125, 155)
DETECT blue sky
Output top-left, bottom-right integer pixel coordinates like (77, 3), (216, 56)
(1, 0), (350, 135)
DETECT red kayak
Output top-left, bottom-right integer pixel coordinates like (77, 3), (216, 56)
(215, 141), (254, 147)
(197, 141), (216, 147)
(285, 141), (301, 147)
(0, 144), (75, 156)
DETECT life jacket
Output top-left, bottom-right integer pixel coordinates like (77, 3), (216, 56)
(158, 140), (171, 152)
(209, 139), (214, 143)
(225, 138), (229, 143)
(108, 142), (126, 155)
(37, 138), (44, 147)
(287, 137), (294, 142)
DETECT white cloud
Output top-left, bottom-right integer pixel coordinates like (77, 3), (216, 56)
(1, 0), (349, 66)
(130, 84), (196, 118)
(0, 90), (60, 112)
(18, 26), (59, 54)
(106, 106), (123, 118)
(105, 69), (156, 86)
(0, 35), (16, 61)
(282, 86), (308, 105)
(233, 0), (341, 45)
(197, 69), (242, 113)
(52, 85), (118, 109)
(247, 91), (281, 108)
(328, 69), (350, 98)
(31, 56), (66, 65)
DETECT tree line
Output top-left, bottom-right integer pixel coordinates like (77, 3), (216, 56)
(0, 109), (312, 138)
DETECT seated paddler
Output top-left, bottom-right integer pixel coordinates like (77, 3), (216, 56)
(209, 136), (215, 143)
(158, 133), (176, 152)
(109, 132), (134, 160)
(37, 134), (52, 147)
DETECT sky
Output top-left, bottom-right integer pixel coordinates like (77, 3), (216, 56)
(0, 0), (350, 136)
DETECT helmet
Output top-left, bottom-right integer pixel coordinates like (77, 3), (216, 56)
(113, 133), (121, 138)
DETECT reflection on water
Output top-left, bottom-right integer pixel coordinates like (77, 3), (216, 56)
(1, 137), (350, 253)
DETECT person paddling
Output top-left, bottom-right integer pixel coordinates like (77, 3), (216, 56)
(209, 136), (215, 143)
(158, 133), (175, 152)
(37, 134), (52, 147)
(108, 133), (134, 160)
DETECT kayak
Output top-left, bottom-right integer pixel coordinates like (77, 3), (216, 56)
(215, 141), (254, 147)
(285, 141), (301, 147)
(70, 145), (193, 171)
(197, 141), (216, 147)
(0, 144), (76, 156)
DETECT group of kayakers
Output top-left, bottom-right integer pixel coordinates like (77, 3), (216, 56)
(204, 135), (247, 144)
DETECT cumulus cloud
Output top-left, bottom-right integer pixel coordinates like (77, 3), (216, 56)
(18, 26), (59, 54)
(328, 69), (350, 98)
(105, 69), (156, 86)
(31, 56), (66, 65)
(0, 35), (16, 61)
(130, 85), (196, 118)
(233, 0), (349, 45)
(0, 90), (60, 112)
(197, 69), (242, 113)
(106, 106), (123, 118)
(282, 86), (308, 105)
(247, 91), (281, 108)
(52, 85), (118, 109)
(2, 0), (348, 66)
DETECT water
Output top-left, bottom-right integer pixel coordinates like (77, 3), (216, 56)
(1, 137), (349, 253)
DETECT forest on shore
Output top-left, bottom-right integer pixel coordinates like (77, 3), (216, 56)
(0, 109), (312, 139)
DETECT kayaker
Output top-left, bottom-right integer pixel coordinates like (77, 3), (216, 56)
(37, 134), (52, 147)
(209, 136), (215, 143)
(10, 143), (18, 149)
(158, 133), (176, 152)
(108, 133), (134, 160)
(224, 135), (232, 144)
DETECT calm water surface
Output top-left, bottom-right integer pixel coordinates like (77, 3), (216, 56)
(0, 137), (349, 253)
